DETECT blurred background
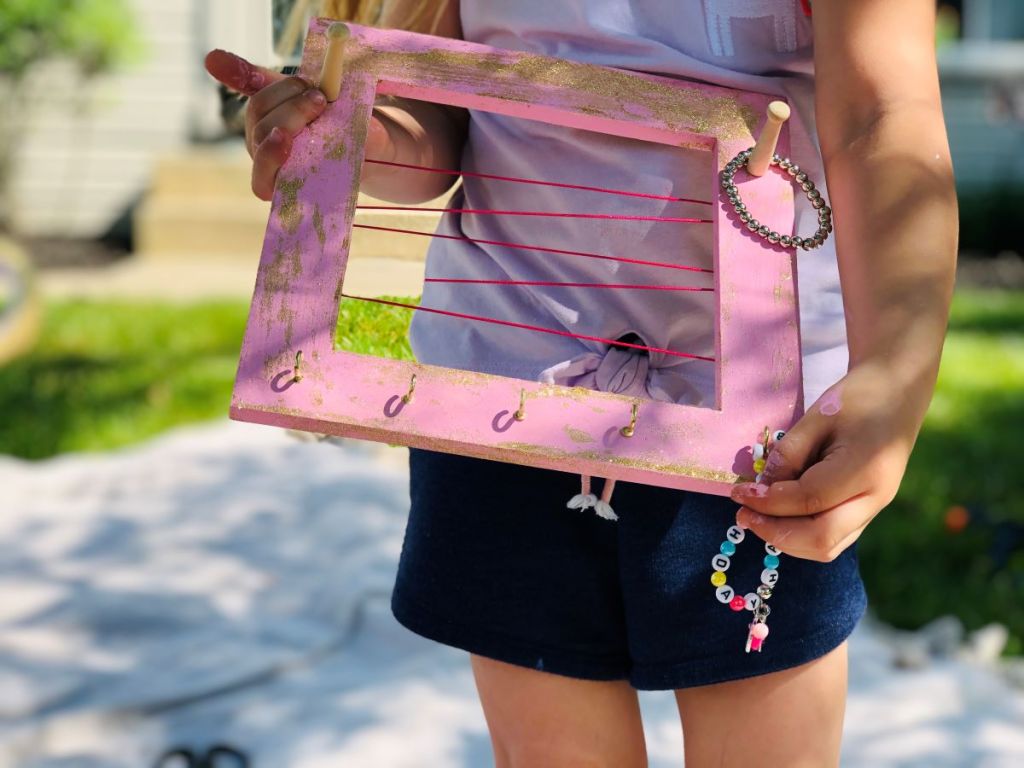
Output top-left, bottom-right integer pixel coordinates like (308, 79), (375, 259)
(0, 1), (1022, 766)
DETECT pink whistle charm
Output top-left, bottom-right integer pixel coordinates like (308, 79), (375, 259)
(746, 622), (770, 653)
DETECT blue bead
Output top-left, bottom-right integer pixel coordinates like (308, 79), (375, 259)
(720, 541), (737, 556)
(764, 554), (780, 569)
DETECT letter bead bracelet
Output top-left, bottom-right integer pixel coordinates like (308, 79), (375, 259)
(711, 428), (786, 654)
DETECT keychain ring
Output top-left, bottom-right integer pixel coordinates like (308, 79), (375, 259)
(721, 148), (834, 250)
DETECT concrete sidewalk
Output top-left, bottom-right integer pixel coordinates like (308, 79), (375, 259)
(37, 255), (426, 302)
(2, 419), (1024, 767)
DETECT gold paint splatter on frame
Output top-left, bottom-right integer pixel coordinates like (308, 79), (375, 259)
(565, 426), (595, 444)
(326, 139), (347, 160)
(265, 245), (303, 294)
(277, 177), (306, 234)
(361, 46), (759, 139)
(496, 442), (739, 483)
(313, 204), (326, 247)
(278, 303), (296, 348)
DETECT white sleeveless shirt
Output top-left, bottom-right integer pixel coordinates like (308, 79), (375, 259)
(408, 0), (846, 409)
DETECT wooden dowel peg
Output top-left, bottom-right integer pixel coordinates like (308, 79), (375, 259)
(747, 101), (791, 177)
(401, 373), (417, 405)
(319, 22), (351, 103)
(513, 390), (527, 422)
(620, 403), (639, 438)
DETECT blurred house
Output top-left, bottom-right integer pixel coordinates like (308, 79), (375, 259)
(8, 2), (260, 239)
(7, 0), (438, 287)
(6, 0), (1023, 251)
(938, 0), (1024, 192)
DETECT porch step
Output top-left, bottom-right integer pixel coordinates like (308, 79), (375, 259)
(134, 147), (448, 264)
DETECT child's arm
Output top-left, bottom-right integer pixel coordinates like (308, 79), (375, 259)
(354, 0), (468, 202)
(204, 0), (465, 203)
(731, 0), (958, 561)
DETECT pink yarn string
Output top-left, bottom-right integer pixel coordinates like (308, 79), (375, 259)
(424, 278), (712, 292)
(356, 205), (712, 224)
(351, 224), (714, 274)
(363, 158), (713, 206)
(339, 294), (716, 362)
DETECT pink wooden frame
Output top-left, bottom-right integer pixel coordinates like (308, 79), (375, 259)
(230, 20), (803, 496)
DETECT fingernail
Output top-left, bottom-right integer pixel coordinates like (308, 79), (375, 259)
(773, 528), (793, 543)
(306, 88), (326, 106)
(733, 482), (769, 499)
(737, 507), (766, 528)
(818, 385), (843, 416)
(764, 451), (784, 475)
(267, 126), (284, 144)
(224, 53), (264, 93)
(735, 508), (748, 528)
(245, 68), (267, 94)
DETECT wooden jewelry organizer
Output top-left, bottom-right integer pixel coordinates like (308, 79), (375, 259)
(229, 19), (804, 496)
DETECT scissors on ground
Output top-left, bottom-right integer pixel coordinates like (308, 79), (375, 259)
(154, 744), (249, 767)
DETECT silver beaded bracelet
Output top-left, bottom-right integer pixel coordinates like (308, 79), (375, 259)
(721, 148), (834, 251)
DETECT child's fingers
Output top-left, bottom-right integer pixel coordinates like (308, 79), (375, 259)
(761, 407), (832, 485)
(248, 76), (319, 130)
(737, 493), (877, 562)
(251, 88), (327, 150)
(735, 446), (866, 519)
(251, 127), (293, 201)
(728, 406), (833, 509)
(204, 49), (284, 96)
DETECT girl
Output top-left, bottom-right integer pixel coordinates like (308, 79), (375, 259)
(205, 0), (957, 764)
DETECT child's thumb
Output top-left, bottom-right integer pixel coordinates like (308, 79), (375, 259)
(758, 417), (825, 485)
(204, 49), (285, 96)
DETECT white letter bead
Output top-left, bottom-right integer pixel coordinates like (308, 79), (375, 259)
(715, 585), (735, 603)
(712, 554), (731, 572)
(744, 592), (760, 610)
(765, 543), (781, 556)
(761, 568), (780, 586)
(726, 525), (746, 544)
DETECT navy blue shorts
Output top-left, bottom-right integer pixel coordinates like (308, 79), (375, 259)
(391, 448), (867, 690)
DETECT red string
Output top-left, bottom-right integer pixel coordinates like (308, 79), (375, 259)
(364, 158), (713, 206)
(356, 206), (712, 224)
(352, 224), (714, 274)
(340, 294), (716, 362)
(425, 278), (712, 292)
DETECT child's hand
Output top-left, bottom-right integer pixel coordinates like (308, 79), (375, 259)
(729, 358), (934, 562)
(203, 49), (394, 201)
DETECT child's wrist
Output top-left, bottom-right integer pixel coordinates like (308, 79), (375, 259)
(846, 347), (942, 423)
(361, 98), (465, 202)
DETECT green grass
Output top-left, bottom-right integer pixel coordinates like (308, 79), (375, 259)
(0, 300), (249, 459)
(1, 291), (1022, 653)
(333, 295), (417, 359)
(857, 290), (1024, 654)
(0, 296), (419, 458)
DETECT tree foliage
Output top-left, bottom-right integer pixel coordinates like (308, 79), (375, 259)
(0, 0), (141, 79)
